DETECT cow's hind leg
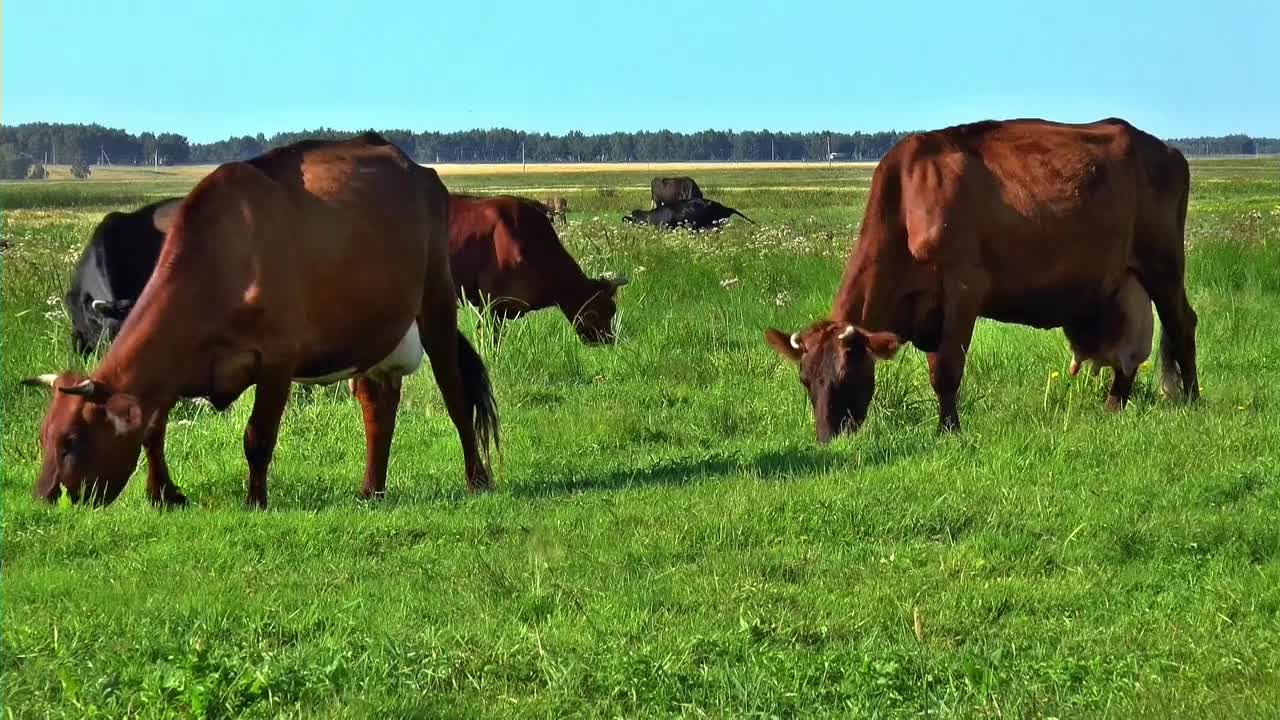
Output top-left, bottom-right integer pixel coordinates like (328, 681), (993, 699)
(242, 375), (292, 509)
(1135, 208), (1199, 401)
(1150, 285), (1199, 401)
(353, 375), (401, 498)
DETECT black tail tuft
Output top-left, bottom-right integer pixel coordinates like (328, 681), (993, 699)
(456, 331), (500, 467)
(1158, 323), (1182, 398)
(731, 208), (757, 224)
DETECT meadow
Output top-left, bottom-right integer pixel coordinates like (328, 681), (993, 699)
(2, 159), (1278, 718)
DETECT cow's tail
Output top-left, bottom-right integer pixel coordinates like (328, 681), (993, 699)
(1158, 153), (1193, 399)
(1158, 324), (1182, 398)
(457, 330), (500, 468)
(731, 208), (757, 225)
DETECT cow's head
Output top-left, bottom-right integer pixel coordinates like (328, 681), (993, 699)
(765, 321), (902, 443)
(22, 373), (148, 505)
(88, 296), (134, 336)
(573, 275), (629, 344)
(69, 295), (134, 355)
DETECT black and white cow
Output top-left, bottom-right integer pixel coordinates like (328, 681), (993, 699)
(623, 198), (754, 231)
(65, 197), (181, 354)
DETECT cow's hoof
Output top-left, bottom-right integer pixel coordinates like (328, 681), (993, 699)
(151, 489), (188, 509)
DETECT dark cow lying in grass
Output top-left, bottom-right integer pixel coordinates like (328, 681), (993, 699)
(66, 197), (181, 355)
(623, 198), (754, 230)
(765, 117), (1198, 444)
(26, 134), (498, 507)
(651, 176), (703, 207)
(449, 194), (628, 343)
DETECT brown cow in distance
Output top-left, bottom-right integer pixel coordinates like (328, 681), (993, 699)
(449, 194), (628, 343)
(765, 117), (1198, 443)
(651, 176), (703, 207)
(542, 195), (568, 224)
(25, 133), (499, 507)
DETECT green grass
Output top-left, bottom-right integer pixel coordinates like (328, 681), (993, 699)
(3, 159), (1279, 718)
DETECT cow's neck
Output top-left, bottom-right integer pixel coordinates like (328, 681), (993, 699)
(553, 262), (599, 320)
(832, 224), (911, 335)
(94, 250), (223, 410)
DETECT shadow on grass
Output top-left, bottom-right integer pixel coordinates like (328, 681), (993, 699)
(510, 439), (930, 499)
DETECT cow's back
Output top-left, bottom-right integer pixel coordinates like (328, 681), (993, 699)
(864, 118), (1184, 328)
(130, 135), (445, 376)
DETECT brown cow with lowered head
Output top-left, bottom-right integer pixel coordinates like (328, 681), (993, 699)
(26, 133), (499, 507)
(766, 117), (1198, 443)
(449, 194), (628, 343)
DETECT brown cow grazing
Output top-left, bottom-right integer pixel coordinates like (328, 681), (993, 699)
(651, 176), (703, 208)
(449, 194), (628, 344)
(765, 118), (1198, 444)
(543, 195), (569, 224)
(25, 133), (499, 507)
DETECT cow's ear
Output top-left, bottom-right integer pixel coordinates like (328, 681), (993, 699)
(152, 200), (182, 233)
(858, 329), (902, 360)
(764, 328), (802, 365)
(103, 394), (143, 436)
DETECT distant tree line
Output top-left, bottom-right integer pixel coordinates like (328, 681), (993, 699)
(184, 128), (916, 164)
(1165, 134), (1279, 157)
(1, 122), (1277, 179)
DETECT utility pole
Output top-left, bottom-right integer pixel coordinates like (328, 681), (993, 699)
(771, 137), (775, 162)
(522, 141), (526, 172)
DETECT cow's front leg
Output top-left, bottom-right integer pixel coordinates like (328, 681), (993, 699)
(144, 406), (186, 508)
(927, 349), (966, 432)
(1105, 366), (1137, 411)
(242, 376), (292, 509)
(927, 282), (982, 433)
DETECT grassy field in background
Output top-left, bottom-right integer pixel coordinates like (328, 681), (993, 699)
(2, 159), (1279, 717)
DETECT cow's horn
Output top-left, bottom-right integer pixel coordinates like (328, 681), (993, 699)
(90, 299), (110, 313)
(60, 379), (97, 397)
(20, 374), (59, 388)
(789, 332), (803, 350)
(837, 324), (857, 341)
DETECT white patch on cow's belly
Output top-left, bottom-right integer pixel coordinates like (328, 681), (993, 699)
(294, 324), (424, 385)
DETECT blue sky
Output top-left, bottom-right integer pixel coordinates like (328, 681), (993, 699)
(4, 0), (1277, 142)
